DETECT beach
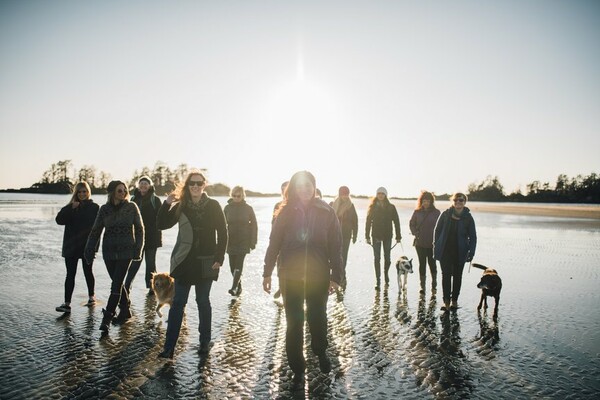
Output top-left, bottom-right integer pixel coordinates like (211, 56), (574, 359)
(0, 193), (598, 399)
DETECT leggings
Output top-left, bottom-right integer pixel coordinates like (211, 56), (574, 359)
(63, 257), (95, 303)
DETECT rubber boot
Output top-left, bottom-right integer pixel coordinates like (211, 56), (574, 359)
(228, 269), (242, 296)
(99, 309), (114, 332)
(113, 298), (132, 325)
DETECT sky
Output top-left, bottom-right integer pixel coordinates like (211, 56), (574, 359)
(1, 0), (599, 197)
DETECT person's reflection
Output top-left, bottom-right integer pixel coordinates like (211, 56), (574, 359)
(436, 312), (473, 396)
(327, 289), (355, 376)
(363, 288), (394, 374)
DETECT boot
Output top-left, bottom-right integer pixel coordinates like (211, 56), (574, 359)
(384, 262), (391, 286)
(112, 299), (132, 325)
(228, 269), (242, 296)
(99, 309), (114, 332)
(431, 275), (438, 293)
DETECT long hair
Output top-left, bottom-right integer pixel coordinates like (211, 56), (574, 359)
(230, 185), (246, 200)
(107, 183), (130, 204)
(69, 182), (91, 204)
(367, 193), (390, 215)
(171, 170), (207, 216)
(415, 190), (436, 210)
(275, 170), (316, 217)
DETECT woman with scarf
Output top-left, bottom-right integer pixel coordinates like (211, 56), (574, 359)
(156, 171), (227, 358)
(262, 171), (343, 382)
(330, 185), (358, 290)
(433, 192), (477, 311)
(409, 191), (441, 294)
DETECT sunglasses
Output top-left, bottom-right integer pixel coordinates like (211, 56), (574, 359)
(232, 194), (242, 198)
(116, 189), (126, 194)
(189, 181), (205, 187)
(453, 198), (465, 203)
(77, 190), (88, 193)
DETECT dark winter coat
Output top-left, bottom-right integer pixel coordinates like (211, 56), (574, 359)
(330, 200), (358, 242)
(131, 188), (162, 249)
(55, 199), (99, 258)
(263, 199), (344, 285)
(365, 201), (401, 241)
(433, 206), (477, 265)
(84, 201), (145, 262)
(157, 194), (227, 282)
(224, 199), (257, 255)
(409, 207), (441, 249)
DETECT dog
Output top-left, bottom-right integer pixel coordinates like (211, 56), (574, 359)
(473, 263), (502, 316)
(395, 256), (414, 292)
(151, 272), (174, 317)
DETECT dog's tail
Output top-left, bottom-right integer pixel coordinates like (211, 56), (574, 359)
(472, 263), (488, 271)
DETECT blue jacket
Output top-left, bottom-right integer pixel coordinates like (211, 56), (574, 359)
(433, 206), (477, 265)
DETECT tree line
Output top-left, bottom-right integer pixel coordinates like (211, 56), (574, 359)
(4, 160), (599, 203)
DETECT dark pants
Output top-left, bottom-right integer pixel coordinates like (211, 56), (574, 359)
(340, 235), (351, 288)
(280, 278), (329, 374)
(63, 257), (95, 303)
(124, 247), (157, 292)
(372, 238), (392, 283)
(163, 278), (213, 351)
(228, 253), (246, 291)
(104, 259), (132, 315)
(415, 246), (437, 289)
(440, 259), (465, 303)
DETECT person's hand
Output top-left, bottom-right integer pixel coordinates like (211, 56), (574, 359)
(366, 238), (371, 245)
(71, 201), (80, 209)
(211, 261), (222, 270)
(328, 281), (340, 295)
(263, 276), (272, 294)
(352, 237), (357, 244)
(250, 244), (256, 250)
(166, 193), (177, 205)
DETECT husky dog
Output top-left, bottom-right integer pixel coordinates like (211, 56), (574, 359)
(151, 272), (174, 317)
(395, 256), (414, 292)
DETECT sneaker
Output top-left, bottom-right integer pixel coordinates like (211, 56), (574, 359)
(86, 296), (96, 306)
(55, 304), (71, 313)
(228, 288), (237, 296)
(318, 354), (332, 374)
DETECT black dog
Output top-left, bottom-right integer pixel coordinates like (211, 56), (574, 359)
(473, 263), (502, 316)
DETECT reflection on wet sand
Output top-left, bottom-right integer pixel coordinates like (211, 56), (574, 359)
(362, 289), (394, 374)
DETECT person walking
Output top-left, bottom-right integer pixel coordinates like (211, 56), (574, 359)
(84, 180), (144, 332)
(156, 171), (227, 358)
(365, 187), (401, 289)
(272, 180), (289, 299)
(224, 186), (257, 296)
(409, 191), (441, 294)
(55, 182), (99, 313)
(330, 185), (358, 290)
(124, 176), (162, 297)
(262, 171), (343, 382)
(433, 192), (477, 311)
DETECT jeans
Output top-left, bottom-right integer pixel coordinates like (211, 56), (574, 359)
(124, 247), (157, 292)
(63, 257), (95, 303)
(440, 259), (465, 303)
(415, 246), (437, 289)
(164, 278), (213, 351)
(372, 238), (392, 282)
(280, 278), (329, 374)
(104, 259), (132, 315)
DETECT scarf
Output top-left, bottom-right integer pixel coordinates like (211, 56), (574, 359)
(332, 197), (352, 219)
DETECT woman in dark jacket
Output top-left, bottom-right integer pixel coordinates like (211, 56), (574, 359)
(156, 171), (227, 358)
(433, 192), (477, 311)
(224, 186), (257, 296)
(84, 180), (144, 332)
(263, 171), (343, 382)
(409, 191), (441, 294)
(365, 187), (401, 289)
(330, 185), (358, 290)
(55, 182), (99, 313)
(124, 176), (162, 296)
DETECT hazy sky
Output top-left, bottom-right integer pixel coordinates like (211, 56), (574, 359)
(1, 0), (598, 197)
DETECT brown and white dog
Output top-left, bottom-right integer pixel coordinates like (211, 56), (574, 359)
(151, 272), (174, 317)
(395, 256), (414, 292)
(473, 263), (502, 316)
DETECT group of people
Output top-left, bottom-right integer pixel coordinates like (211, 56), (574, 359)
(54, 169), (476, 381)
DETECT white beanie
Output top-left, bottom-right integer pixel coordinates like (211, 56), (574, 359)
(376, 186), (388, 196)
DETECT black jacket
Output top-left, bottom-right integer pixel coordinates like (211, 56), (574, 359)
(131, 188), (162, 249)
(365, 201), (401, 241)
(56, 199), (99, 258)
(224, 199), (257, 255)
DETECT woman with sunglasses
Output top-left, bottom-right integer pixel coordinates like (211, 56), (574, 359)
(55, 181), (99, 313)
(224, 186), (257, 296)
(433, 192), (477, 311)
(84, 180), (145, 332)
(156, 171), (227, 358)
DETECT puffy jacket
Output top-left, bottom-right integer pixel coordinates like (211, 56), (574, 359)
(224, 199), (257, 255)
(56, 199), (99, 258)
(433, 206), (477, 265)
(263, 199), (343, 284)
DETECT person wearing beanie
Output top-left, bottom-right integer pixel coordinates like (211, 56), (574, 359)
(84, 180), (144, 333)
(329, 185), (358, 290)
(124, 176), (163, 298)
(365, 186), (401, 289)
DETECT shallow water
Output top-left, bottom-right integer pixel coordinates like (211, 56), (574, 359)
(0, 194), (599, 399)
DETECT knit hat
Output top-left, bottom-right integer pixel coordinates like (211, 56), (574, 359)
(107, 180), (126, 193)
(376, 186), (388, 196)
(339, 186), (350, 196)
(138, 175), (152, 185)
